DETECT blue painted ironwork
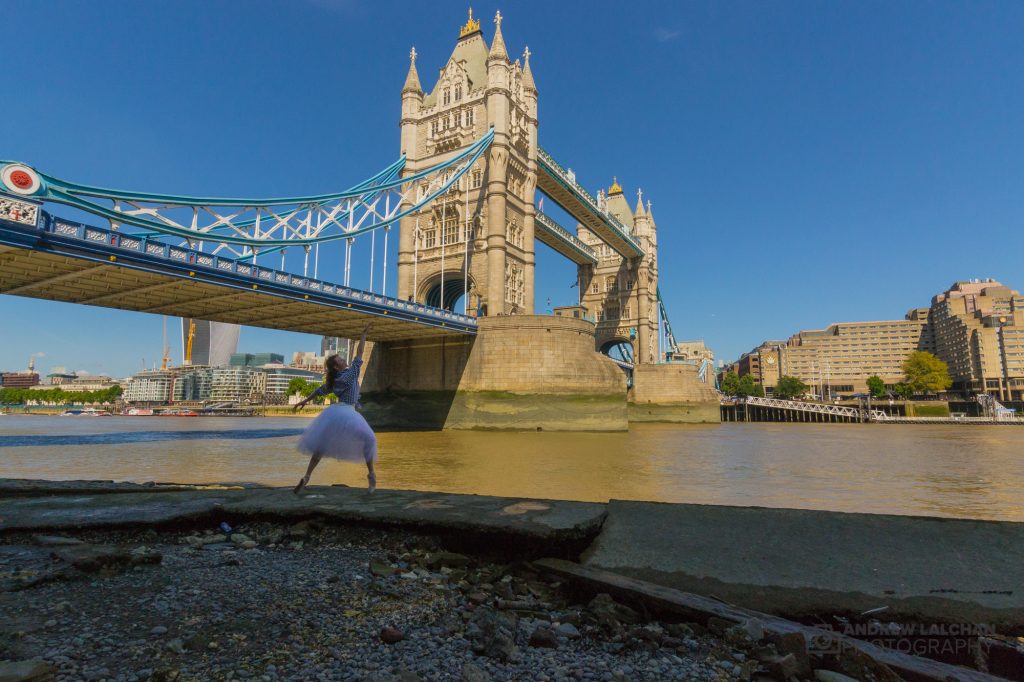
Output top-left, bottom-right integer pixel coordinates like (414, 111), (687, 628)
(0, 204), (477, 334)
(656, 285), (678, 356)
(0, 129), (493, 253)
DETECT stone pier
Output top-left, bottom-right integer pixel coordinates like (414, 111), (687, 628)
(359, 315), (628, 431)
(628, 363), (721, 424)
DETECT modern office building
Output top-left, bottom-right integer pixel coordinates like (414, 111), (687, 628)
(180, 319), (240, 367)
(930, 279), (1024, 400)
(123, 370), (175, 403)
(230, 352), (284, 367)
(261, 364), (321, 396)
(208, 366), (266, 403)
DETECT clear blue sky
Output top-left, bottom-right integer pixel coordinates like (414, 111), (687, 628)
(2, 0), (1022, 377)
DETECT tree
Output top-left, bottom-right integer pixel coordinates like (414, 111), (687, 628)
(736, 374), (758, 398)
(752, 383), (766, 398)
(720, 372), (740, 396)
(903, 351), (952, 394)
(866, 375), (887, 398)
(893, 382), (914, 400)
(775, 375), (809, 400)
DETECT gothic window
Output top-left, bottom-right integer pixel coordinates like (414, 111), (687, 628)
(443, 88), (451, 106)
(625, 278), (635, 291)
(591, 280), (599, 294)
(604, 305), (619, 321)
(431, 120), (438, 136)
(505, 215), (523, 249)
(422, 222), (437, 249)
(442, 211), (460, 245)
(605, 276), (618, 293)
(505, 262), (525, 306)
(467, 107), (475, 126)
(622, 305), (631, 319)
(471, 169), (483, 189)
(455, 84), (462, 101)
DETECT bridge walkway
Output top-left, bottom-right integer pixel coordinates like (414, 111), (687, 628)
(0, 212), (476, 341)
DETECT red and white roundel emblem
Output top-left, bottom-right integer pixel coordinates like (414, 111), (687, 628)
(2, 164), (42, 196)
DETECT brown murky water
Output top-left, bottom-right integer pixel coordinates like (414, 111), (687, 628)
(1, 416), (1022, 520)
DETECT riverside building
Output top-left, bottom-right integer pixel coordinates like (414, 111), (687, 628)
(731, 279), (1024, 400)
(930, 279), (1024, 401)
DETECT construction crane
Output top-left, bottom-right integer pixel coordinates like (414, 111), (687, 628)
(160, 317), (171, 370)
(184, 318), (197, 365)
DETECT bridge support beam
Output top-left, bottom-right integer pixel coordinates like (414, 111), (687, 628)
(358, 315), (627, 431)
(627, 364), (721, 424)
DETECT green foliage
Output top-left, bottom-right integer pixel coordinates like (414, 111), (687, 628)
(0, 385), (123, 406)
(774, 375), (809, 399)
(720, 372), (740, 396)
(866, 375), (887, 398)
(893, 383), (914, 400)
(287, 377), (323, 398)
(903, 351), (952, 394)
(752, 383), (766, 398)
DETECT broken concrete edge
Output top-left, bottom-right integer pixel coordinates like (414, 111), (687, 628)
(0, 478), (263, 497)
(533, 558), (1002, 682)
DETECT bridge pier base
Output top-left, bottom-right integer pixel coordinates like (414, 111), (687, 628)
(357, 315), (628, 431)
(626, 364), (721, 424)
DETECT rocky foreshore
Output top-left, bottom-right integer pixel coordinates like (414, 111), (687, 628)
(0, 521), (845, 682)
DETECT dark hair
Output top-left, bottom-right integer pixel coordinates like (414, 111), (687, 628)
(324, 355), (341, 390)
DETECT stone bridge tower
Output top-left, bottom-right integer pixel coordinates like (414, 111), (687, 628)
(578, 182), (661, 364)
(396, 10), (538, 316)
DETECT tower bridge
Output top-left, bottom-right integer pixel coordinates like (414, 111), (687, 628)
(0, 9), (719, 429)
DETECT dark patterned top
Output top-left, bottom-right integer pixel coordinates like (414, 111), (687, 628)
(311, 358), (363, 405)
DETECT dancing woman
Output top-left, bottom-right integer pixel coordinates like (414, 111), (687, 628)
(293, 321), (377, 494)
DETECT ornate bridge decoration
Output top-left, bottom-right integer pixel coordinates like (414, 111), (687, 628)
(0, 129), (493, 260)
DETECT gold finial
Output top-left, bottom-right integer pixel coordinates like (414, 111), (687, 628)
(609, 176), (623, 195)
(459, 7), (481, 38)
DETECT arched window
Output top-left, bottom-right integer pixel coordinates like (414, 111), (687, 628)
(455, 84), (462, 101)
(443, 88), (451, 106)
(605, 276), (618, 293)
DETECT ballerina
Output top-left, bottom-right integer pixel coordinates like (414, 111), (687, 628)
(292, 321), (377, 494)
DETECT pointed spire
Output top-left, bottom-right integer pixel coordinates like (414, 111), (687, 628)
(489, 10), (508, 62)
(403, 47), (422, 95)
(646, 200), (656, 225)
(521, 46), (537, 92)
(635, 189), (646, 217)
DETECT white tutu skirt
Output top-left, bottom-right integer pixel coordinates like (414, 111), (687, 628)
(297, 403), (377, 463)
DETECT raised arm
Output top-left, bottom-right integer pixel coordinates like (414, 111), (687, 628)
(355, 321), (372, 361)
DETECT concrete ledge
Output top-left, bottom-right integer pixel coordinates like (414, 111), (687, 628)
(0, 484), (606, 551)
(582, 501), (1024, 630)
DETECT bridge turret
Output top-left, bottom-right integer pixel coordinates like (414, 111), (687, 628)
(400, 47), (423, 156)
(633, 189), (649, 239)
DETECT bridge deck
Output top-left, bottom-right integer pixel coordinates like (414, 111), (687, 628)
(537, 148), (644, 259)
(534, 211), (596, 265)
(0, 214), (476, 341)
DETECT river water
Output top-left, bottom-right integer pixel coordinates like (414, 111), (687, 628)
(1, 416), (1022, 521)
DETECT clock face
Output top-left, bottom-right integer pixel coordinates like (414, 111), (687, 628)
(0, 197), (38, 227)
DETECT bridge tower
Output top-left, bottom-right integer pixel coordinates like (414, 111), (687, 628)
(396, 10), (538, 316)
(578, 183), (660, 364)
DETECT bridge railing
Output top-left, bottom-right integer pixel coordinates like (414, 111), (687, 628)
(536, 148), (644, 255)
(534, 211), (596, 262)
(743, 395), (889, 421)
(37, 212), (478, 329)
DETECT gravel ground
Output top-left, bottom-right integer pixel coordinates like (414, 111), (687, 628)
(0, 522), (760, 681)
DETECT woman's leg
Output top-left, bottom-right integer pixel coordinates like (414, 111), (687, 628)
(294, 452), (322, 495)
(364, 438), (377, 494)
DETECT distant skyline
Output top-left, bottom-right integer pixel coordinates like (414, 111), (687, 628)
(2, 0), (1022, 376)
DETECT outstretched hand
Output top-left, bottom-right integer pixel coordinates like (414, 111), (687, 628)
(292, 401), (306, 413)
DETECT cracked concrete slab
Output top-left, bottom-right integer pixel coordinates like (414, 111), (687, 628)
(581, 501), (1024, 629)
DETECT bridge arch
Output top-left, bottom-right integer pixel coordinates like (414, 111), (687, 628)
(599, 336), (634, 365)
(418, 272), (476, 313)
